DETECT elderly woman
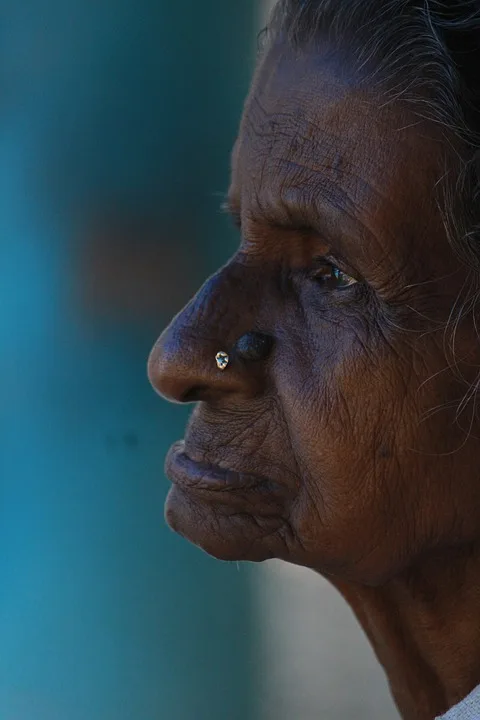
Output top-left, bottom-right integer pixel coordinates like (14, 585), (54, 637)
(148, 1), (480, 718)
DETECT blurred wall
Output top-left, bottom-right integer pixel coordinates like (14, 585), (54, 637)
(255, 562), (399, 720)
(0, 3), (258, 720)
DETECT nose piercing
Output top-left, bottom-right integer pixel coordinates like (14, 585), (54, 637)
(215, 351), (230, 371)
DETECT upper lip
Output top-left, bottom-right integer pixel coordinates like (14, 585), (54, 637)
(165, 440), (283, 496)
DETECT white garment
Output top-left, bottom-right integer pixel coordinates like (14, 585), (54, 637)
(437, 685), (480, 719)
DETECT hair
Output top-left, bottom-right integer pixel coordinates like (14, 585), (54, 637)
(262, 0), (480, 272)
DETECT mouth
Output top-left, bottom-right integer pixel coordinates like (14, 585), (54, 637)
(164, 440), (292, 562)
(165, 440), (282, 501)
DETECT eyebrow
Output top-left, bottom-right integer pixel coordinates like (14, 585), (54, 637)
(278, 181), (359, 242)
(227, 178), (371, 264)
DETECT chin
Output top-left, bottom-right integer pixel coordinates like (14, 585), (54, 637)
(164, 485), (282, 562)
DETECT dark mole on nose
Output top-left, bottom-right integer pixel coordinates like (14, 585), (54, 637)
(235, 332), (274, 362)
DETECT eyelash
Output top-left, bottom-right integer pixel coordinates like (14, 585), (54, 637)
(221, 201), (242, 229)
(309, 258), (358, 290)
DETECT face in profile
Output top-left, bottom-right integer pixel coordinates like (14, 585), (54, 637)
(148, 40), (480, 586)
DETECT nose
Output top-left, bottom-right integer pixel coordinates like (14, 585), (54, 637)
(147, 267), (273, 404)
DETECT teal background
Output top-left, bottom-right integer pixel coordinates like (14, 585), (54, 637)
(1, 3), (259, 719)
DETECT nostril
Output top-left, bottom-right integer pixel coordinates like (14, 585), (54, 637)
(181, 384), (210, 403)
(235, 332), (274, 362)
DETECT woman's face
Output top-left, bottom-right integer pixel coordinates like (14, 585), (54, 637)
(148, 43), (480, 584)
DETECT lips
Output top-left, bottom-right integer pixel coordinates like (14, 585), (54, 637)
(165, 440), (286, 500)
(164, 440), (292, 561)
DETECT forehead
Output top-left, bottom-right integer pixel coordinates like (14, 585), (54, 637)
(231, 43), (451, 271)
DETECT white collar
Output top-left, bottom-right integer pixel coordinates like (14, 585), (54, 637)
(437, 685), (480, 719)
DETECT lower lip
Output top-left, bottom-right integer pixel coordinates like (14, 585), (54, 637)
(165, 441), (270, 494)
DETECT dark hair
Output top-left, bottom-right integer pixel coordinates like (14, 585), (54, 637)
(263, 0), (480, 274)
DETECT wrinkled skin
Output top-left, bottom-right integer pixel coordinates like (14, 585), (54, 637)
(148, 43), (480, 719)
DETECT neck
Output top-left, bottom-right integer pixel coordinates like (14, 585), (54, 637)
(330, 543), (480, 720)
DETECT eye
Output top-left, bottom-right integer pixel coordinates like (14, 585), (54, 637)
(310, 259), (358, 290)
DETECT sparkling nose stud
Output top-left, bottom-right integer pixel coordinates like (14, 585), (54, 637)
(215, 351), (230, 371)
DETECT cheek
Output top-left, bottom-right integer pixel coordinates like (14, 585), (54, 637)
(275, 330), (467, 580)
(281, 318), (467, 490)
(278, 321), (390, 486)
(286, 359), (403, 516)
